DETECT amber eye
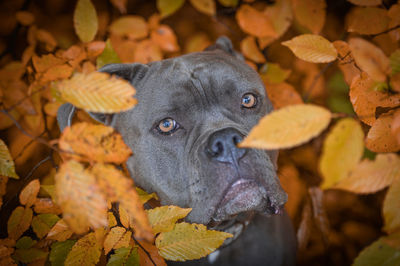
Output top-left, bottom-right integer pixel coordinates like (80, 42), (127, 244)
(157, 118), (178, 135)
(241, 93), (257, 108)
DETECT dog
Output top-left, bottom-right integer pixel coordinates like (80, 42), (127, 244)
(58, 36), (296, 266)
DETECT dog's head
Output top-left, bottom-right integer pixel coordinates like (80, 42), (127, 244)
(61, 37), (287, 227)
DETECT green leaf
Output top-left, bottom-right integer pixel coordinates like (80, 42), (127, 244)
(107, 247), (140, 266)
(0, 139), (19, 179)
(390, 49), (400, 75)
(73, 0), (98, 42)
(50, 240), (76, 266)
(13, 248), (48, 263)
(353, 237), (400, 266)
(157, 0), (185, 18)
(31, 214), (60, 239)
(96, 39), (121, 69)
(15, 236), (36, 249)
(259, 63), (291, 84)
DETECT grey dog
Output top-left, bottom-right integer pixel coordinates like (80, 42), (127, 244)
(58, 37), (296, 266)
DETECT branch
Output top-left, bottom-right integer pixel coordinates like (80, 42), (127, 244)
(303, 62), (334, 102)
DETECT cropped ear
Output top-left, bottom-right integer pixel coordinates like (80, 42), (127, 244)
(57, 63), (149, 131)
(205, 36), (245, 61)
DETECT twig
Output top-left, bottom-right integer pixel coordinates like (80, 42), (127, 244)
(12, 131), (46, 161)
(4, 87), (46, 113)
(131, 234), (156, 266)
(303, 62), (334, 102)
(370, 24), (400, 37)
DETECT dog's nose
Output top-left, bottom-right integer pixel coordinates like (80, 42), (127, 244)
(206, 128), (247, 164)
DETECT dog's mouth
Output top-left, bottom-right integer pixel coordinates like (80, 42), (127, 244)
(209, 178), (283, 226)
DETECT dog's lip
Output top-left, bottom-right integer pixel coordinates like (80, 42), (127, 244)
(219, 179), (259, 206)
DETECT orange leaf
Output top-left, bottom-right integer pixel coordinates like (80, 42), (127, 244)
(240, 36), (265, 63)
(347, 7), (389, 35)
(265, 82), (303, 109)
(348, 38), (390, 82)
(333, 40), (360, 85)
(335, 153), (400, 194)
(104, 226), (126, 254)
(86, 41), (106, 58)
(41, 64), (74, 83)
(0, 175), (8, 209)
(292, 0), (326, 34)
(261, 0), (292, 47)
(184, 33), (211, 53)
(19, 179), (40, 207)
(110, 0), (127, 13)
(388, 4), (400, 42)
(59, 122), (132, 163)
(32, 54), (65, 73)
(134, 39), (163, 64)
(236, 5), (277, 38)
(189, 0), (216, 16)
(119, 206), (130, 229)
(366, 110), (400, 153)
(383, 177), (400, 234)
(46, 219), (74, 241)
(150, 25), (180, 53)
(16, 11), (35, 26)
(55, 160), (108, 234)
(138, 240), (167, 266)
(33, 198), (61, 214)
(109, 16), (148, 40)
(7, 206), (33, 239)
(392, 109), (400, 145)
(347, 0), (382, 6)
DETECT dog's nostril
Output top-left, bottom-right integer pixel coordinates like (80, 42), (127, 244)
(232, 135), (242, 145)
(211, 141), (224, 156)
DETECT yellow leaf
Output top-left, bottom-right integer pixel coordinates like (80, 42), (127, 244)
(218, 0), (238, 7)
(383, 178), (400, 233)
(239, 104), (332, 149)
(73, 0), (98, 42)
(156, 222), (232, 261)
(119, 206), (130, 228)
(57, 71), (137, 113)
(292, 0), (326, 34)
(109, 16), (148, 40)
(113, 230), (132, 250)
(189, 0), (216, 16)
(108, 212), (118, 228)
(91, 163), (153, 241)
(103, 226), (126, 254)
(59, 122), (132, 163)
(64, 232), (102, 266)
(320, 118), (364, 189)
(335, 153), (400, 194)
(7, 206), (33, 239)
(157, 0), (185, 18)
(282, 34), (338, 63)
(33, 198), (61, 214)
(147, 206), (192, 234)
(31, 214), (60, 239)
(260, 63), (291, 84)
(47, 219), (74, 241)
(136, 187), (158, 204)
(55, 160), (108, 234)
(0, 139), (19, 179)
(19, 179), (40, 207)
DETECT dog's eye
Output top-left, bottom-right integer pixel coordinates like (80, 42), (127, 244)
(157, 118), (179, 135)
(241, 93), (257, 108)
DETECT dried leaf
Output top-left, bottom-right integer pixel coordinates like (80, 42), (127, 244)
(292, 0), (326, 34)
(119, 206), (130, 228)
(392, 109), (400, 145)
(16, 11), (35, 26)
(59, 122), (132, 163)
(347, 0), (381, 6)
(150, 25), (180, 52)
(86, 41), (106, 58)
(103, 226), (126, 254)
(218, 0), (238, 7)
(0, 175), (8, 209)
(31, 214), (60, 239)
(55, 160), (108, 234)
(388, 4), (400, 42)
(366, 110), (400, 152)
(7, 206), (33, 239)
(240, 36), (265, 63)
(333, 40), (360, 85)
(138, 240), (167, 265)
(47, 219), (74, 241)
(13, 248), (48, 264)
(239, 104), (331, 149)
(136, 187), (158, 204)
(390, 49), (400, 75)
(320, 118), (364, 189)
(134, 39), (163, 64)
(107, 247), (139, 266)
(236, 5), (277, 38)
(156, 222), (232, 261)
(349, 38), (390, 82)
(19, 179), (40, 207)
(282, 34), (338, 63)
(347, 7), (389, 35)
(260, 63), (291, 84)
(49, 240), (76, 266)
(57, 71), (137, 113)
(265, 82), (303, 109)
(96, 39), (121, 69)
(109, 16), (148, 40)
(108, 212), (118, 228)
(260, 0), (292, 46)
(147, 206), (192, 234)
(383, 178), (400, 234)
(64, 232), (102, 266)
(15, 236), (36, 249)
(335, 153), (400, 194)
(110, 0), (127, 13)
(0, 139), (19, 179)
(184, 33), (211, 53)
(74, 0), (98, 42)
(353, 237), (400, 266)
(189, 0), (216, 16)
(157, 0), (185, 18)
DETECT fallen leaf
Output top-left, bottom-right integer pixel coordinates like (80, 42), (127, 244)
(134, 39), (163, 64)
(388, 4), (400, 42)
(47, 219), (74, 241)
(136, 187), (158, 204)
(353, 237), (400, 266)
(347, 7), (389, 35)
(96, 39), (121, 68)
(240, 36), (265, 63)
(64, 232), (102, 266)
(74, 0), (98, 42)
(0, 139), (19, 179)
(33, 198), (61, 214)
(260, 63), (291, 84)
(110, 0), (127, 13)
(13, 248), (48, 264)
(236, 5), (277, 38)
(49, 240), (76, 266)
(109, 16), (148, 40)
(292, 0), (326, 34)
(218, 0), (238, 7)
(239, 104), (332, 149)
(383, 178), (400, 234)
(390, 49), (400, 75)
(16, 11), (35, 26)
(138, 240), (167, 266)
(157, 0), (185, 18)
(347, 0), (381, 6)
(184, 33), (211, 53)
(189, 0), (216, 16)
(366, 110), (400, 152)
(7, 206), (33, 239)
(392, 109), (400, 145)
(150, 25), (180, 52)
(333, 40), (360, 85)
(147, 206), (192, 234)
(320, 118), (364, 189)
(19, 179), (40, 207)
(265, 82), (303, 109)
(31, 214), (60, 239)
(103, 226), (126, 254)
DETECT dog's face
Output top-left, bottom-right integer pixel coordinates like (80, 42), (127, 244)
(94, 38), (287, 226)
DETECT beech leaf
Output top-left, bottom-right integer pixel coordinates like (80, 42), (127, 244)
(282, 34), (338, 63)
(239, 104), (332, 149)
(236, 5), (277, 38)
(353, 237), (400, 266)
(49, 240), (76, 266)
(383, 178), (400, 234)
(103, 227), (126, 254)
(366, 111), (400, 153)
(157, 0), (185, 18)
(19, 179), (40, 207)
(47, 219), (74, 242)
(347, 7), (389, 35)
(7, 206), (33, 239)
(107, 247), (140, 266)
(31, 214), (60, 239)
(96, 39), (121, 69)
(390, 49), (400, 75)
(73, 0), (98, 42)
(292, 0), (326, 34)
(189, 0), (216, 16)
(147, 206), (192, 234)
(109, 16), (148, 40)
(0, 139), (19, 179)
(64, 232), (102, 266)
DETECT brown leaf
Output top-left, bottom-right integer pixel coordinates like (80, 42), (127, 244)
(265, 82), (303, 109)
(388, 4), (400, 42)
(46, 219), (73, 241)
(292, 0), (326, 34)
(333, 40), (360, 85)
(103, 226), (126, 254)
(110, 0), (127, 13)
(366, 110), (400, 152)
(7, 206), (33, 239)
(86, 41), (106, 58)
(347, 0), (381, 6)
(347, 7), (389, 35)
(0, 175), (8, 209)
(392, 109), (400, 145)
(184, 33), (211, 53)
(36, 29), (57, 52)
(109, 16), (148, 40)
(134, 39), (163, 64)
(33, 198), (61, 214)
(138, 240), (167, 266)
(150, 25), (180, 53)
(32, 54), (65, 73)
(236, 5), (277, 38)
(189, 0), (216, 16)
(19, 179), (40, 207)
(16, 11), (35, 26)
(240, 36), (265, 63)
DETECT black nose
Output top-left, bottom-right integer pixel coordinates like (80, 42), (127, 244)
(206, 128), (247, 164)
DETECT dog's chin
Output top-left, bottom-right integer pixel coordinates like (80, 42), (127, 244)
(210, 179), (283, 226)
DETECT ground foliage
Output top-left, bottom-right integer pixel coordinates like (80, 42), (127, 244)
(0, 0), (400, 265)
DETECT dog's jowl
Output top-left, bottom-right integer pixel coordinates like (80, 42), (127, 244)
(58, 37), (296, 266)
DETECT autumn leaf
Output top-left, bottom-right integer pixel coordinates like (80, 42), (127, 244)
(109, 16), (148, 40)
(15, 236), (36, 249)
(150, 25), (180, 52)
(260, 63), (291, 84)
(64, 231), (102, 266)
(265, 82), (303, 109)
(103, 226), (127, 254)
(320, 118), (364, 189)
(157, 0), (185, 18)
(107, 247), (140, 266)
(147, 206), (192, 234)
(96, 39), (121, 69)
(240, 104), (332, 149)
(16, 11), (35, 26)
(392, 109), (400, 145)
(49, 240), (76, 266)
(347, 0), (382, 6)
(366, 110), (400, 153)
(346, 7), (389, 35)
(383, 178), (400, 234)
(31, 214), (60, 239)
(353, 236), (400, 266)
(236, 5), (277, 38)
(218, 0), (238, 7)
(334, 153), (400, 194)
(240, 36), (265, 63)
(333, 40), (360, 85)
(292, 0), (326, 34)
(74, 0), (98, 42)
(19, 179), (40, 207)
(156, 222), (232, 261)
(134, 39), (163, 64)
(0, 139), (19, 179)
(189, 0), (216, 16)
(57, 71), (137, 113)
(47, 219), (74, 241)
(33, 198), (61, 214)
(13, 248), (48, 264)
(55, 160), (108, 234)
(282, 34), (338, 63)
(390, 49), (400, 75)
(7, 206), (33, 239)
(136, 187), (158, 204)
(108, 212), (118, 228)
